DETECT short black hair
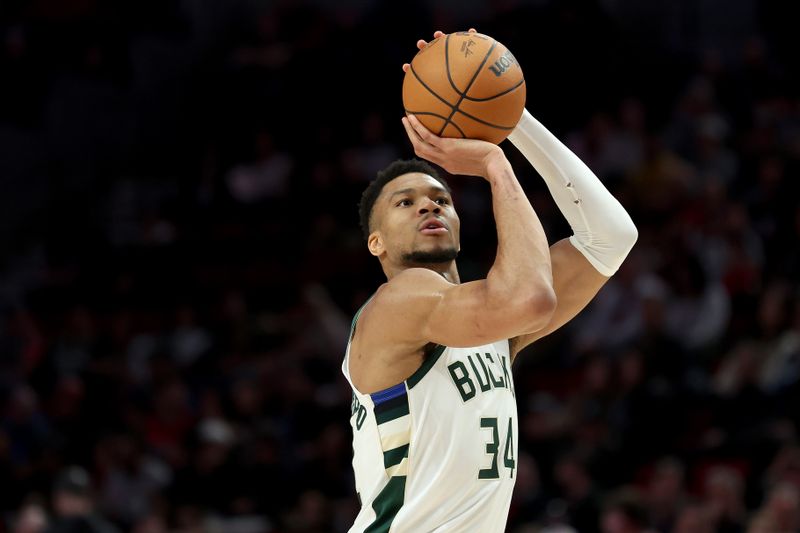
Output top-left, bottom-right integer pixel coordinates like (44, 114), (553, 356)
(358, 159), (451, 240)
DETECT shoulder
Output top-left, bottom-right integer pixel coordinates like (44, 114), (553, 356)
(372, 268), (453, 307)
(356, 269), (452, 343)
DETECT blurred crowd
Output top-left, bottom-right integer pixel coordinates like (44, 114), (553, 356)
(1, 0), (799, 532)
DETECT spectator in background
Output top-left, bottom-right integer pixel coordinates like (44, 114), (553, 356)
(340, 113), (400, 184)
(764, 444), (800, 491)
(714, 281), (795, 396)
(129, 515), (167, 533)
(554, 453), (602, 532)
(701, 465), (746, 533)
(645, 457), (688, 532)
(601, 490), (656, 533)
(671, 502), (714, 533)
(758, 292), (800, 394)
(565, 99), (645, 184)
(94, 433), (171, 529)
(3, 385), (52, 475)
(45, 466), (120, 533)
(169, 417), (238, 516)
(508, 452), (548, 528)
(570, 254), (651, 356)
(661, 250), (731, 354)
(12, 501), (48, 533)
(747, 482), (800, 533)
(226, 130), (294, 204)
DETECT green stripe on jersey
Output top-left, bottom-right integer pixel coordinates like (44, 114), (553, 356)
(364, 475), (406, 533)
(383, 443), (409, 469)
(348, 296), (374, 342)
(406, 344), (446, 389)
(375, 401), (410, 425)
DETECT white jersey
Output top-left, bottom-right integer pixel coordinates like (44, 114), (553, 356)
(342, 304), (518, 533)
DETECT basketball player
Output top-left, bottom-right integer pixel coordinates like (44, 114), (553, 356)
(342, 32), (638, 533)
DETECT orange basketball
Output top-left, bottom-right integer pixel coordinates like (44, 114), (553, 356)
(402, 31), (526, 145)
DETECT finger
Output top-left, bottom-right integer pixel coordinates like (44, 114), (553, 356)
(401, 116), (427, 153)
(401, 116), (423, 145)
(433, 30), (445, 39)
(407, 114), (441, 148)
(468, 28), (477, 33)
(402, 63), (410, 73)
(416, 39), (427, 50)
(402, 116), (439, 159)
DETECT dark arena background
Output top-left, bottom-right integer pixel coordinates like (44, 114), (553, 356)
(2, 1), (800, 532)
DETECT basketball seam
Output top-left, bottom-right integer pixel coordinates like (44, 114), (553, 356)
(438, 38), (498, 136)
(405, 69), (466, 137)
(462, 78), (525, 102)
(403, 110), (466, 137)
(444, 34), (465, 97)
(453, 108), (516, 130)
(410, 64), (457, 111)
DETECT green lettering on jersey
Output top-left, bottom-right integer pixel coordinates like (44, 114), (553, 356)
(478, 417), (500, 479)
(468, 354), (491, 392)
(447, 361), (476, 401)
(484, 353), (506, 388)
(351, 393), (367, 430)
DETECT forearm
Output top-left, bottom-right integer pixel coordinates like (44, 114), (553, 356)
(508, 109), (637, 276)
(484, 155), (554, 308)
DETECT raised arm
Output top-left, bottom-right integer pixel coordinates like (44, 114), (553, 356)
(392, 30), (637, 361)
(506, 109), (638, 358)
(361, 116), (555, 351)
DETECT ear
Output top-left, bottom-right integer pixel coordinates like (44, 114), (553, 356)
(367, 231), (384, 257)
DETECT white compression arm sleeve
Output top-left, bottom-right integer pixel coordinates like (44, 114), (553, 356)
(507, 109), (638, 276)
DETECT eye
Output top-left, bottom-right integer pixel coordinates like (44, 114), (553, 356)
(436, 197), (450, 205)
(396, 199), (412, 207)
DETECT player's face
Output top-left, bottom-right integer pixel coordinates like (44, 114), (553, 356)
(370, 173), (460, 265)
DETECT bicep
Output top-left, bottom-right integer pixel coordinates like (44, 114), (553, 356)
(370, 269), (552, 350)
(425, 280), (536, 347)
(510, 238), (609, 358)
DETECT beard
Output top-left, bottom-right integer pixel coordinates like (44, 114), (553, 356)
(401, 247), (459, 265)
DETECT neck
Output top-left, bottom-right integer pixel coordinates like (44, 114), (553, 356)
(385, 261), (460, 284)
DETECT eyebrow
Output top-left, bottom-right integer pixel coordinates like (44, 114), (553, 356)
(389, 186), (450, 199)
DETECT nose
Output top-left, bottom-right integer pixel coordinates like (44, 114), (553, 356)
(418, 197), (441, 216)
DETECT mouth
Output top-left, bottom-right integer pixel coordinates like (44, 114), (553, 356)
(419, 218), (448, 235)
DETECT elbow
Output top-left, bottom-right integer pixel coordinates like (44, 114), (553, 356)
(520, 282), (557, 332)
(615, 219), (639, 269)
(600, 215), (639, 274)
(612, 211), (638, 252)
(486, 273), (556, 335)
(620, 217), (638, 251)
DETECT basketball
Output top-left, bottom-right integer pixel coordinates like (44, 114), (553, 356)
(402, 31), (526, 144)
